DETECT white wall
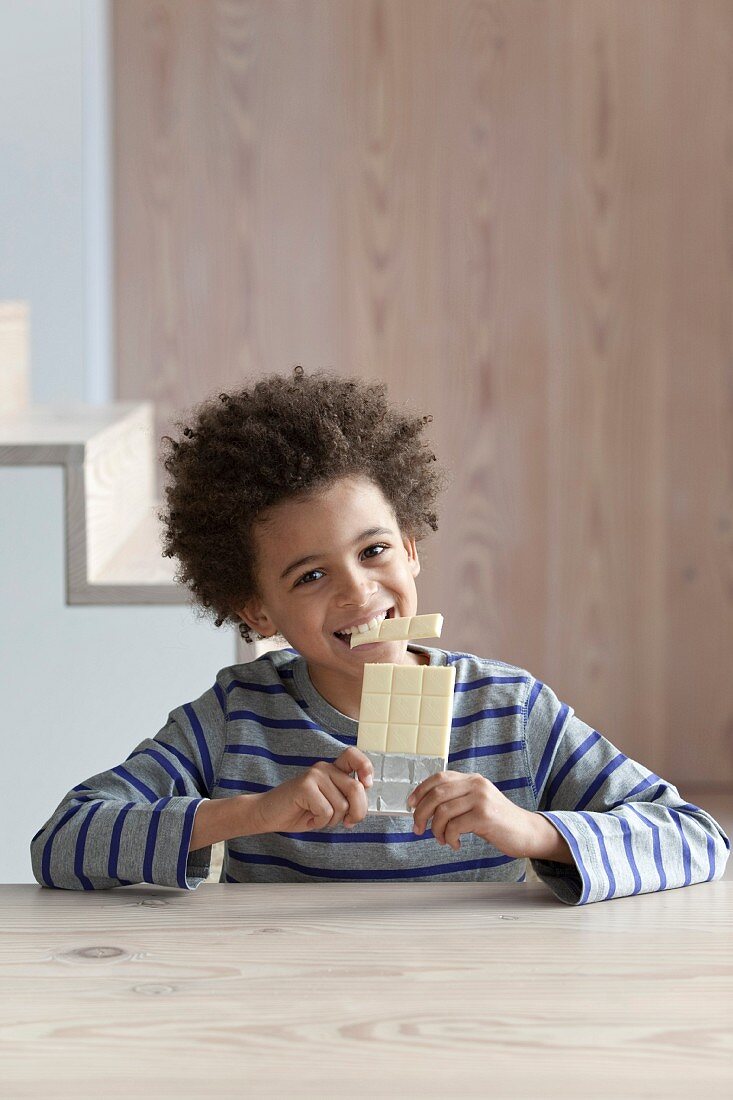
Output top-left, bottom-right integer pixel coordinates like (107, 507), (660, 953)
(1, 0), (87, 401)
(0, 1), (238, 882)
(0, 467), (235, 883)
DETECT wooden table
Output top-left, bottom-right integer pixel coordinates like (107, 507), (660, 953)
(2, 881), (732, 1097)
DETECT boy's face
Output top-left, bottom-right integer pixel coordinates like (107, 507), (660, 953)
(236, 475), (423, 709)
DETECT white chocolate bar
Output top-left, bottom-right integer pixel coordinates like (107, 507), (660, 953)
(350, 611), (444, 647)
(355, 658), (456, 815)
(357, 663), (455, 756)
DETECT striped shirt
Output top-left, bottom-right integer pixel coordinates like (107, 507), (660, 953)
(30, 644), (730, 904)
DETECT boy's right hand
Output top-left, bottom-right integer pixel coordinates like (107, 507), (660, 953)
(251, 747), (374, 834)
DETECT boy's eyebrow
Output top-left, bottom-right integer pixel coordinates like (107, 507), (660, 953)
(279, 526), (394, 581)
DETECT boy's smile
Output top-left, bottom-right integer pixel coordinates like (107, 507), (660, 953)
(236, 475), (425, 718)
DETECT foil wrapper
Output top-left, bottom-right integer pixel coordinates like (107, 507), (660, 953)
(355, 750), (448, 815)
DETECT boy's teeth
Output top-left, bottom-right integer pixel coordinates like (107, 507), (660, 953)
(339, 609), (388, 635)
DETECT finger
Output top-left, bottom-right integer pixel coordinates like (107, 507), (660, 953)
(328, 768), (368, 826)
(429, 796), (476, 846)
(323, 770), (365, 827)
(333, 746), (374, 788)
(406, 771), (450, 811)
(412, 782), (469, 836)
(301, 785), (340, 830)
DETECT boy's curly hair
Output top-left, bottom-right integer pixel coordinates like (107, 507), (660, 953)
(158, 365), (451, 644)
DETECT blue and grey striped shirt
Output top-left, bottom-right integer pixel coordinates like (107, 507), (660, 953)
(30, 644), (730, 904)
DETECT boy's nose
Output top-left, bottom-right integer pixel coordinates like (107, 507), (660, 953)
(339, 595), (378, 612)
(336, 580), (380, 608)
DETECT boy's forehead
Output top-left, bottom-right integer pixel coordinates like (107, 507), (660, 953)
(253, 477), (399, 577)
(263, 479), (392, 536)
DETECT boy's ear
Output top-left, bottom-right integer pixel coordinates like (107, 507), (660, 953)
(236, 598), (277, 638)
(403, 535), (420, 579)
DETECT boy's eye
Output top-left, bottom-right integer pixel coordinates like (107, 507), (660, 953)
(296, 570), (322, 586)
(294, 544), (388, 587)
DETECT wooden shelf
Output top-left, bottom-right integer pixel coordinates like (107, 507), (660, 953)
(0, 401), (190, 605)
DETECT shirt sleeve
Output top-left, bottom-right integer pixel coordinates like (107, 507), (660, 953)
(522, 676), (731, 905)
(30, 677), (229, 891)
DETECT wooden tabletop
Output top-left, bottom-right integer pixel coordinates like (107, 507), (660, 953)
(2, 881), (732, 1098)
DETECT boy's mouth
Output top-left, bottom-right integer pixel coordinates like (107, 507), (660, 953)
(333, 605), (395, 647)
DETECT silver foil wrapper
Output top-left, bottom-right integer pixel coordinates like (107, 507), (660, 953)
(355, 751), (448, 815)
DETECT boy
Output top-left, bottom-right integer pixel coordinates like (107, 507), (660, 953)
(31, 366), (730, 904)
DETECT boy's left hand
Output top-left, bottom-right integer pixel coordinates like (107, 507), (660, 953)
(407, 771), (536, 858)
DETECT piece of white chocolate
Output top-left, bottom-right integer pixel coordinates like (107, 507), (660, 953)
(350, 611), (444, 647)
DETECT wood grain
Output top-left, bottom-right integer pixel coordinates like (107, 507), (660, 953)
(0, 402), (183, 601)
(0, 301), (29, 413)
(113, 0), (733, 787)
(1, 881), (731, 1096)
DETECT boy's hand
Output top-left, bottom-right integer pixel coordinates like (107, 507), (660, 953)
(252, 747), (374, 834)
(407, 771), (536, 858)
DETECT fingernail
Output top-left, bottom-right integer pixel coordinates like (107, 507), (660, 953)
(364, 775), (373, 787)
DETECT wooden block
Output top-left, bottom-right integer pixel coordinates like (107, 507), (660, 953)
(0, 301), (30, 414)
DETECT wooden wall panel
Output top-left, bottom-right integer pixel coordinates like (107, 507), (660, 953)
(113, 0), (733, 788)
